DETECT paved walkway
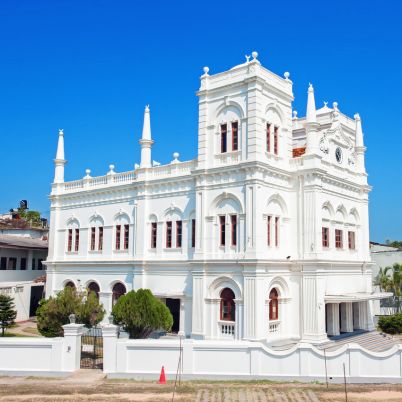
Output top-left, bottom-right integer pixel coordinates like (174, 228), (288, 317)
(317, 330), (399, 352)
(195, 388), (320, 402)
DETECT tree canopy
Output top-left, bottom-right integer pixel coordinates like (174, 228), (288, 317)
(111, 289), (173, 339)
(0, 294), (17, 336)
(37, 287), (105, 337)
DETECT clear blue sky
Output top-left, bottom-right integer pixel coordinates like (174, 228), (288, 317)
(0, 1), (401, 243)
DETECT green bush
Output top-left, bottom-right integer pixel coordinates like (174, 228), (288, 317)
(378, 313), (402, 334)
(0, 294), (17, 336)
(36, 287), (105, 337)
(112, 289), (173, 338)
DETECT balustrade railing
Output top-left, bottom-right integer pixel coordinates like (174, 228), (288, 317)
(269, 321), (280, 333)
(219, 321), (235, 338)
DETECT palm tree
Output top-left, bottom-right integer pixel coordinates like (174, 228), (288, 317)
(374, 267), (392, 292)
(383, 264), (402, 312)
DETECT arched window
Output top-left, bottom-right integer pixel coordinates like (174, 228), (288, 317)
(220, 288), (235, 321)
(269, 288), (279, 321)
(65, 281), (75, 289)
(112, 282), (126, 305)
(87, 281), (100, 298)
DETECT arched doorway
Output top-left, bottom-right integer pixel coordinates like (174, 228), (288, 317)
(65, 281), (75, 289)
(220, 288), (235, 321)
(112, 282), (126, 305)
(269, 288), (279, 320)
(87, 281), (100, 298)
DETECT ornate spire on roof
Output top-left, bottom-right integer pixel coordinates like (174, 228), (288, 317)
(139, 105), (154, 168)
(141, 105), (152, 141)
(354, 113), (364, 148)
(54, 129), (67, 184)
(306, 83), (317, 124)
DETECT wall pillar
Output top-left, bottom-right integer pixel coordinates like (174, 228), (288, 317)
(102, 324), (119, 374)
(340, 302), (354, 333)
(191, 273), (205, 339)
(99, 291), (113, 321)
(62, 323), (84, 372)
(235, 299), (244, 340)
(301, 275), (327, 343)
(326, 303), (340, 336)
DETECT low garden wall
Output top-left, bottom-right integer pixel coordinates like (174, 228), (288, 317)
(0, 324), (83, 376)
(102, 325), (402, 383)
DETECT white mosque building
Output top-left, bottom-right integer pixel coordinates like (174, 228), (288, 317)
(45, 51), (387, 344)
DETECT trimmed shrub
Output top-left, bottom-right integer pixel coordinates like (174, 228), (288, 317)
(378, 313), (402, 334)
(37, 287), (105, 337)
(112, 289), (173, 338)
(0, 294), (17, 336)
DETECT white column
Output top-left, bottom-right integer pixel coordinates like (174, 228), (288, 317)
(340, 302), (354, 333)
(235, 299), (244, 340)
(191, 274), (205, 339)
(102, 323), (119, 374)
(326, 303), (340, 336)
(301, 275), (327, 343)
(62, 323), (84, 372)
(179, 299), (185, 336)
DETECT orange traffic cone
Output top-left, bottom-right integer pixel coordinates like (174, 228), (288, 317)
(158, 366), (166, 384)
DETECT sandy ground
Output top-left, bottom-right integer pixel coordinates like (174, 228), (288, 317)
(1, 371), (402, 401)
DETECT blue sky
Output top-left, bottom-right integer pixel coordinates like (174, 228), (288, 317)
(0, 1), (401, 242)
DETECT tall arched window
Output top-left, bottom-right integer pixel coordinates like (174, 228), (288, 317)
(220, 288), (235, 321)
(269, 288), (279, 320)
(65, 281), (75, 289)
(87, 281), (100, 298)
(112, 282), (126, 305)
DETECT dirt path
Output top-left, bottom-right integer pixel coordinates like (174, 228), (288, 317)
(1, 372), (402, 401)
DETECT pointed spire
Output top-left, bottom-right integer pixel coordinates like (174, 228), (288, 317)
(54, 129), (67, 184)
(306, 83), (317, 124)
(55, 129), (65, 160)
(354, 113), (364, 147)
(139, 105), (154, 168)
(141, 105), (152, 141)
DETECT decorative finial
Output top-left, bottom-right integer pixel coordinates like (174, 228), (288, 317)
(58, 129), (64, 135)
(354, 113), (360, 121)
(172, 152), (180, 163)
(245, 55), (251, 63)
(292, 110), (298, 119)
(108, 164), (115, 173)
(85, 169), (91, 177)
(251, 51), (258, 60)
(308, 82), (313, 90)
(284, 72), (290, 80)
(203, 66), (209, 75)
(145, 104), (150, 112)
(333, 101), (339, 111)
(324, 101), (328, 107)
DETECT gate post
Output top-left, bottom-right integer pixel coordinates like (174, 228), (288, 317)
(102, 323), (118, 374)
(62, 323), (85, 372)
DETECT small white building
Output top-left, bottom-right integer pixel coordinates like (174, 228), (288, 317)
(45, 52), (389, 344)
(0, 234), (47, 321)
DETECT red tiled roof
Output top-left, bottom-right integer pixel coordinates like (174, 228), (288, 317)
(292, 147), (306, 158)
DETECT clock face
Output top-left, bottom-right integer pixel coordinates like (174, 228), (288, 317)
(335, 147), (342, 163)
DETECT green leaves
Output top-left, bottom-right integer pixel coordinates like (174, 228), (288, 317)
(112, 289), (173, 339)
(0, 294), (17, 336)
(36, 287), (105, 337)
(378, 314), (402, 334)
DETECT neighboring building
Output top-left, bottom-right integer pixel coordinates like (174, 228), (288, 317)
(0, 234), (48, 321)
(45, 52), (388, 344)
(370, 241), (402, 316)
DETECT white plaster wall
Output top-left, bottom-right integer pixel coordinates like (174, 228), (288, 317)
(104, 338), (402, 382)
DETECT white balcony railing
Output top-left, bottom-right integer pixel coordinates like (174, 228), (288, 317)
(269, 320), (280, 333)
(214, 151), (240, 166)
(219, 321), (235, 338)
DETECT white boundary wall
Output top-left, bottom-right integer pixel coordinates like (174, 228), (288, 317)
(0, 324), (83, 376)
(102, 325), (402, 383)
